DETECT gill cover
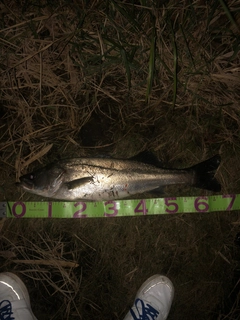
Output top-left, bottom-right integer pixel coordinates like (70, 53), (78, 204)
(19, 164), (65, 192)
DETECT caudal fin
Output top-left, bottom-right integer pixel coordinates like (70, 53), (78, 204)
(190, 155), (221, 192)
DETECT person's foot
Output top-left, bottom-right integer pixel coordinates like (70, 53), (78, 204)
(123, 274), (174, 320)
(0, 272), (37, 320)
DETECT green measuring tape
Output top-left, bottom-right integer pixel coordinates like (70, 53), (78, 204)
(0, 194), (239, 218)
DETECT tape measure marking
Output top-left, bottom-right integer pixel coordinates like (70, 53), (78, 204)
(0, 194), (238, 219)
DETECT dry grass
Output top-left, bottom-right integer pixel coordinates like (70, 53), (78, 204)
(1, 0), (240, 319)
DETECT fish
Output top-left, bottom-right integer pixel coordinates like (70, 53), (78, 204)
(16, 153), (221, 201)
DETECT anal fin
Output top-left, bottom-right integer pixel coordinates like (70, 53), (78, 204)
(149, 186), (164, 195)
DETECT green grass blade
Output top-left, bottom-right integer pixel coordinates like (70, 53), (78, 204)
(146, 24), (156, 102)
(120, 48), (131, 90)
(170, 22), (178, 109)
(218, 0), (240, 32)
(111, 0), (141, 32)
(180, 24), (195, 70)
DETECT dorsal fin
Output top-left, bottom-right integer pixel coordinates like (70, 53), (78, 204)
(129, 151), (163, 167)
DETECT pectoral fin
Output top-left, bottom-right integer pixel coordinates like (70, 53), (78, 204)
(66, 177), (93, 190)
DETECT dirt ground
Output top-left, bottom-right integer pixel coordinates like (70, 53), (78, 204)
(1, 1), (240, 319)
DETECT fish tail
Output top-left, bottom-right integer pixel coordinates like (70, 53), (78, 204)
(190, 155), (221, 192)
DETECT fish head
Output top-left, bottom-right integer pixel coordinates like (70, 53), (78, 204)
(17, 164), (65, 197)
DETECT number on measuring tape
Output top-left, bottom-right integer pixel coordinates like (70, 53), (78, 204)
(104, 201), (118, 217)
(73, 202), (87, 218)
(164, 198), (178, 213)
(12, 202), (26, 218)
(134, 200), (148, 215)
(48, 202), (52, 218)
(222, 194), (236, 210)
(194, 197), (209, 212)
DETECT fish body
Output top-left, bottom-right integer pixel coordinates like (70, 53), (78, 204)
(17, 154), (221, 201)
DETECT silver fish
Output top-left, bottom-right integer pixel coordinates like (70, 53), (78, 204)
(17, 154), (221, 201)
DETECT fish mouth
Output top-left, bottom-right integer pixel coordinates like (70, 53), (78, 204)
(16, 177), (35, 190)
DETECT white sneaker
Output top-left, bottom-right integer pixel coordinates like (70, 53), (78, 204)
(123, 274), (174, 320)
(0, 272), (37, 320)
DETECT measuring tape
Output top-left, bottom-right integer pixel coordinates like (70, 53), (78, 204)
(0, 194), (239, 218)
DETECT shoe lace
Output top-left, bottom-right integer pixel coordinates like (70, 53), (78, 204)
(0, 300), (15, 320)
(130, 298), (159, 320)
